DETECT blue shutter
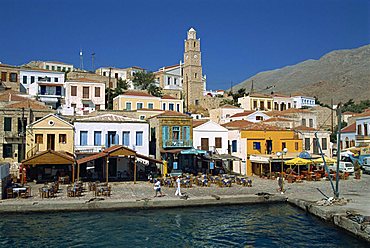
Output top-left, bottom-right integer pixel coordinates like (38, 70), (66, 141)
(232, 140), (237, 153)
(105, 134), (108, 148)
(162, 126), (169, 143)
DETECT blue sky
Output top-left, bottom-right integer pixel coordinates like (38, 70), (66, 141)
(1, 0), (369, 90)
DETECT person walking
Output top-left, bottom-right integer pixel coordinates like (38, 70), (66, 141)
(277, 173), (285, 194)
(175, 176), (182, 196)
(154, 180), (163, 197)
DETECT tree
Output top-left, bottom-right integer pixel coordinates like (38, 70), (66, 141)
(223, 87), (247, 107)
(105, 79), (129, 110)
(133, 71), (163, 97)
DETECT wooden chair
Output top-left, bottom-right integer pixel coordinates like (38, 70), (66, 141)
(7, 188), (14, 199)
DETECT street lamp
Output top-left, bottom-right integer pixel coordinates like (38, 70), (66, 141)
(276, 148), (288, 174)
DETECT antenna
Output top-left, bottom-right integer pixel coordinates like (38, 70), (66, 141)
(91, 52), (96, 72)
(79, 49), (84, 70)
(250, 80), (254, 95)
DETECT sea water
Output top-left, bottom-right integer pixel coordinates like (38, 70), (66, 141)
(0, 204), (367, 247)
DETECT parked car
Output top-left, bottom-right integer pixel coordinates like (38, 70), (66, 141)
(362, 157), (370, 174)
(329, 162), (355, 174)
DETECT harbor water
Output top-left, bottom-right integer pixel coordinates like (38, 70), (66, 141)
(0, 203), (367, 247)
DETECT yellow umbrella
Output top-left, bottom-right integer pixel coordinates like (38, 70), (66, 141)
(313, 156), (336, 164)
(285, 157), (312, 165)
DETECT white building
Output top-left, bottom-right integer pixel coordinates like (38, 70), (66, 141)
(95, 66), (145, 89)
(340, 123), (356, 149)
(154, 64), (183, 91)
(209, 104), (244, 124)
(74, 114), (149, 155)
(20, 68), (65, 109)
(294, 126), (331, 157)
(355, 113), (370, 147)
(228, 110), (271, 123)
(271, 93), (293, 111)
(292, 95), (316, 109)
(63, 79), (105, 116)
(193, 120), (229, 155)
(25, 61), (74, 72)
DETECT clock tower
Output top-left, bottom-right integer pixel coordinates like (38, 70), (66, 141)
(183, 28), (204, 109)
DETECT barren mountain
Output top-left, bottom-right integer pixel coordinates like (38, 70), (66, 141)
(232, 44), (370, 104)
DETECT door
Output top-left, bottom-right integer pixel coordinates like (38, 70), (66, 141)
(266, 140), (272, 154)
(201, 138), (209, 151)
(313, 138), (319, 154)
(47, 134), (55, 150)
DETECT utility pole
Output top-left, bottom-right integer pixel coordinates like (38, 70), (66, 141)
(21, 107), (25, 162)
(250, 80), (254, 95)
(331, 98), (334, 133)
(335, 104), (342, 198)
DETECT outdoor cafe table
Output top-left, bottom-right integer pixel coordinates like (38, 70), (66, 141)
(12, 187), (27, 198)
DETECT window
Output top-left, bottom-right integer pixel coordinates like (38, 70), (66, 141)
(71, 86), (77, 96)
(267, 101), (271, 110)
(215, 137), (222, 148)
(94, 131), (102, 146)
(148, 103), (154, 109)
(35, 134), (43, 144)
(305, 138), (310, 150)
(45, 65), (50, 70)
(103, 72), (106, 76)
(71, 104), (77, 109)
(174, 78), (177, 85)
(136, 131), (143, 146)
(288, 103), (291, 108)
(52, 66), (55, 70)
(282, 142), (286, 150)
(295, 142), (299, 151)
(46, 77), (51, 82)
(1, 72), (7, 81)
(162, 103), (166, 110)
(22, 76), (27, 84)
(182, 126), (190, 141)
(167, 77), (171, 85)
(137, 102), (143, 109)
(253, 100), (258, 109)
(9, 73), (17, 82)
(123, 131), (130, 146)
(30, 76), (35, 84)
(232, 140), (237, 153)
(140, 115), (145, 120)
(176, 104), (180, 112)
(260, 101), (265, 110)
(3, 144), (13, 158)
(62, 67), (66, 71)
(322, 138), (327, 150)
(83, 87), (89, 98)
(302, 119), (307, 126)
(94, 87), (100, 97)
(80, 131), (88, 146)
(256, 116), (263, 121)
(95, 105), (100, 110)
(57, 66), (61, 71)
(309, 119), (313, 128)
(194, 73), (197, 78)
(172, 126), (180, 140)
(4, 117), (12, 131)
(59, 134), (67, 144)
(115, 73), (118, 79)
(17, 118), (27, 135)
(54, 77), (58, 82)
(38, 77), (42, 81)
(169, 103), (174, 111)
(126, 102), (131, 111)
(365, 124), (368, 136)
(253, 142), (261, 150)
(357, 125), (362, 135)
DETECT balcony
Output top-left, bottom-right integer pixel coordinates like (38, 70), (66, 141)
(163, 138), (192, 148)
(355, 135), (370, 141)
(4, 131), (22, 139)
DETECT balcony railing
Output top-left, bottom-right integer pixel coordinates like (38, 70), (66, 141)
(355, 135), (370, 140)
(163, 138), (192, 148)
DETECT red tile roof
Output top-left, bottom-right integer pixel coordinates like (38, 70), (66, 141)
(192, 120), (208, 128)
(220, 104), (240, 109)
(149, 110), (190, 119)
(161, 95), (177, 100)
(293, 125), (318, 131)
(243, 123), (285, 131)
(341, 123), (356, 133)
(263, 117), (292, 122)
(122, 91), (156, 97)
(6, 99), (50, 110)
(230, 111), (255, 118)
(67, 78), (101, 83)
(0, 91), (28, 102)
(222, 120), (253, 129)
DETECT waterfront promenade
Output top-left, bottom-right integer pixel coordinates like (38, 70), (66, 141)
(1, 174), (369, 241)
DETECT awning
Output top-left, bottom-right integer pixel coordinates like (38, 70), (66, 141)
(39, 97), (58, 103)
(180, 148), (208, 155)
(160, 148), (184, 154)
(211, 154), (242, 161)
(249, 154), (270, 164)
(38, 82), (64, 86)
(22, 150), (75, 166)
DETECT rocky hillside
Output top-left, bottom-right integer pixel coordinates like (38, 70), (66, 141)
(232, 44), (370, 104)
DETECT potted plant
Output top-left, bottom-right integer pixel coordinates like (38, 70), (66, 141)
(354, 161), (362, 179)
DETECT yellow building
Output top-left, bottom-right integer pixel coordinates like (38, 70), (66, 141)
(26, 114), (74, 158)
(113, 91), (183, 112)
(240, 123), (303, 176)
(238, 93), (273, 111)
